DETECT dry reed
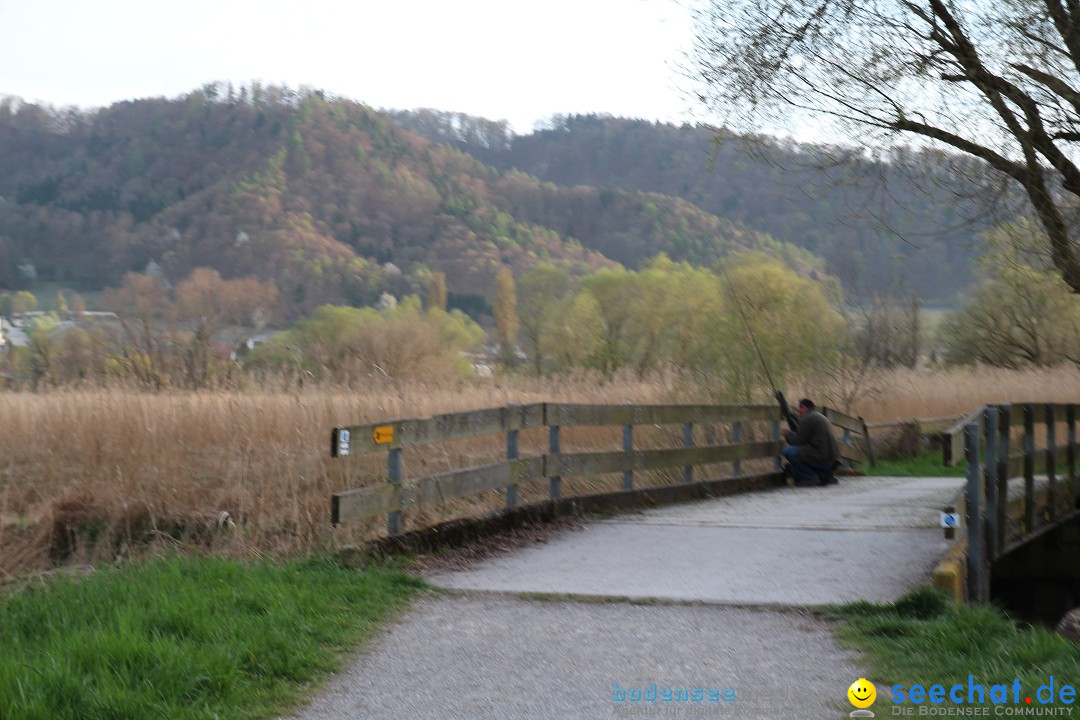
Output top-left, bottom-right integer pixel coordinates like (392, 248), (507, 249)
(2, 365), (1077, 576)
(846, 366), (1080, 422)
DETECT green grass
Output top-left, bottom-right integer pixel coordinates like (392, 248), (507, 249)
(0, 554), (425, 720)
(864, 452), (968, 477)
(828, 588), (1080, 709)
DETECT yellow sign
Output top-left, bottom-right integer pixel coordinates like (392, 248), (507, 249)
(373, 425), (395, 445)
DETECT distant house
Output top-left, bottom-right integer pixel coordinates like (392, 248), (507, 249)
(4, 323), (28, 348)
(230, 331), (279, 360)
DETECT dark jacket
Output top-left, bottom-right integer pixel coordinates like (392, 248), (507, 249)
(786, 410), (839, 465)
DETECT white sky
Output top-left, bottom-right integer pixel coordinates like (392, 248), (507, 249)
(0, 0), (706, 134)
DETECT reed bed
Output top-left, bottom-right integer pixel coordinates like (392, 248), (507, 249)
(1, 365), (1077, 576)
(847, 366), (1080, 422)
(0, 374), (675, 576)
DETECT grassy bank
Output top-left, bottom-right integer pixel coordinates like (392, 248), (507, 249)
(863, 452), (968, 477)
(0, 555), (425, 720)
(830, 589), (1080, 710)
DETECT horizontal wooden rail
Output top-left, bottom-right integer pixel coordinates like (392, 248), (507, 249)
(821, 408), (863, 434)
(332, 404), (545, 455)
(333, 457), (546, 523)
(550, 441), (784, 477)
(545, 403), (780, 427)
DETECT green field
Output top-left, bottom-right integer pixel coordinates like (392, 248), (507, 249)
(864, 452), (968, 477)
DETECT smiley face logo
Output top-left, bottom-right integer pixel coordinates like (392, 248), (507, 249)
(848, 678), (876, 708)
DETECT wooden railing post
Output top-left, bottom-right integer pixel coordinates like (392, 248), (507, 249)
(549, 422), (561, 501)
(732, 420), (742, 478)
(506, 403), (519, 508)
(983, 406), (998, 565)
(683, 422), (694, 484)
(965, 422), (986, 602)
(860, 417), (876, 467)
(623, 423), (634, 491)
(996, 404), (1011, 557)
(1023, 403), (1035, 534)
(1046, 404), (1057, 522)
(388, 447), (403, 536)
(1068, 404), (1077, 510)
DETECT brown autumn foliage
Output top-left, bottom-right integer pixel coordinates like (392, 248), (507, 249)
(0, 87), (807, 321)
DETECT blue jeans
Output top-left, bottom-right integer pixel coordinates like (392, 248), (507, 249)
(783, 445), (835, 483)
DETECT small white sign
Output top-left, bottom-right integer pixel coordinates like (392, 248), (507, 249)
(940, 512), (960, 529)
(337, 429), (351, 457)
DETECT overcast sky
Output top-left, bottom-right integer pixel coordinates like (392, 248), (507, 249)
(0, 0), (705, 134)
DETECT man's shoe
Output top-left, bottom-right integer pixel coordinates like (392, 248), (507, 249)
(819, 473), (838, 486)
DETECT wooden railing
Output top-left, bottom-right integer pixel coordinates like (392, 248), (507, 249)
(330, 402), (871, 536)
(942, 403), (1080, 601)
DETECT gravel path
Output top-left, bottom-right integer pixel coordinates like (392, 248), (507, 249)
(287, 594), (864, 720)
(285, 476), (962, 719)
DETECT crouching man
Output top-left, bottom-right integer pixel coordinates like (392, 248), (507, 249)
(781, 398), (840, 487)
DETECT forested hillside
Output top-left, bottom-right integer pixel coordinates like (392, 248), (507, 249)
(0, 86), (810, 319)
(396, 111), (991, 303)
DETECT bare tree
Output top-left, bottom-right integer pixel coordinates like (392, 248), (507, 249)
(692, 0), (1080, 291)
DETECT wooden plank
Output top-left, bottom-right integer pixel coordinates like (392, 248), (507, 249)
(943, 408), (985, 467)
(332, 484), (398, 524)
(838, 441), (867, 464)
(544, 403), (779, 427)
(405, 457), (546, 507)
(334, 403), (544, 454)
(1001, 404), (1080, 426)
(637, 441), (784, 471)
(822, 408), (864, 433)
(550, 449), (638, 476)
(1002, 507), (1080, 558)
(550, 441), (784, 476)
(860, 417), (876, 467)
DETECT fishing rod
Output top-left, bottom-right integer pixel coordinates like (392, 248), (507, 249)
(718, 258), (800, 432)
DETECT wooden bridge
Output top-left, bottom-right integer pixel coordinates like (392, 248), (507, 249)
(329, 401), (1079, 611)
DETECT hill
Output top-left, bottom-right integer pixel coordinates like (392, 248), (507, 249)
(0, 86), (812, 319)
(395, 111), (992, 303)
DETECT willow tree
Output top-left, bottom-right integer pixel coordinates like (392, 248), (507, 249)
(693, 0), (1080, 291)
